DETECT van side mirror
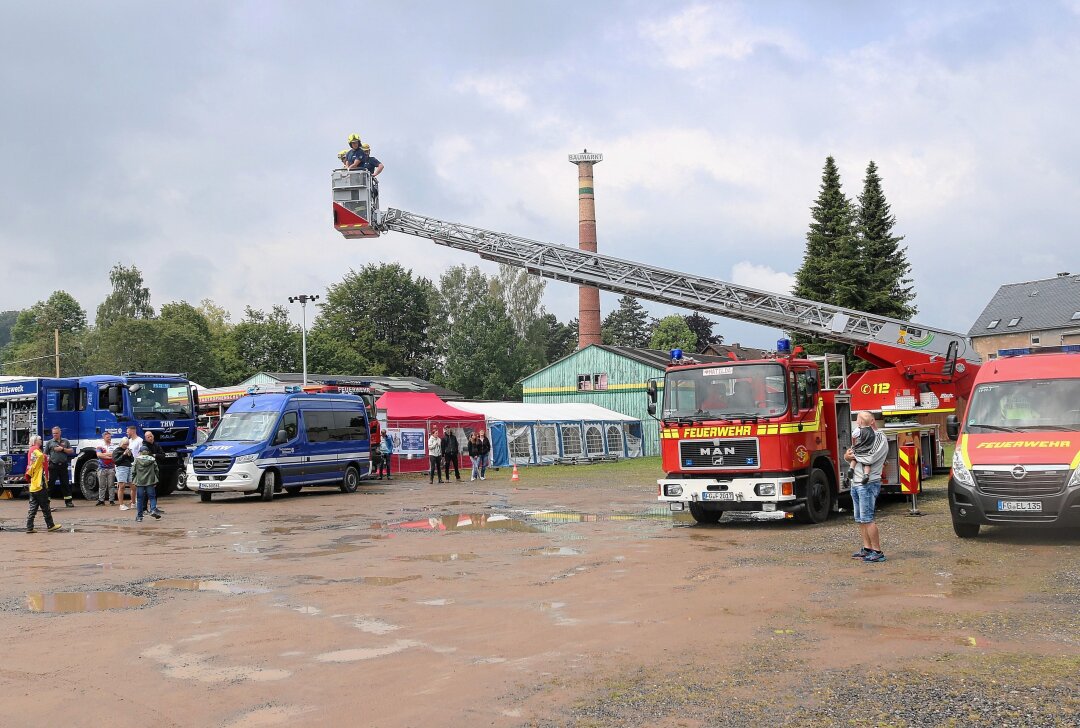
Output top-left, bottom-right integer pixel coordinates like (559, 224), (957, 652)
(273, 429), (288, 446)
(108, 385), (122, 407)
(946, 414), (959, 440)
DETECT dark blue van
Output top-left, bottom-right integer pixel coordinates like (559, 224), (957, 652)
(187, 391), (370, 502)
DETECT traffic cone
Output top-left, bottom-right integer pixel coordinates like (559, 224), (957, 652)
(511, 464), (520, 482)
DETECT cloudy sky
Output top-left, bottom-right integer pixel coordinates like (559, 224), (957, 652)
(3, 1), (1078, 349)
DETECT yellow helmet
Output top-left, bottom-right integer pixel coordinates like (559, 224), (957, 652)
(347, 133), (362, 144)
(337, 149), (348, 158)
(361, 143), (371, 152)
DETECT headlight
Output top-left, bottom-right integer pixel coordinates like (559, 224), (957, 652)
(664, 484), (683, 497)
(1068, 467), (1080, 488)
(951, 449), (974, 487)
(235, 454), (258, 464)
(755, 483), (776, 497)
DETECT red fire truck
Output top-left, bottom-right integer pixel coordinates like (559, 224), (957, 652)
(331, 174), (980, 523)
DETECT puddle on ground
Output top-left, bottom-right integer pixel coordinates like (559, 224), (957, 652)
(524, 546), (582, 557)
(396, 553), (479, 563)
(526, 508), (695, 526)
(27, 591), (149, 613)
(314, 639), (423, 663)
(149, 579), (270, 595)
(266, 543), (373, 560)
(382, 513), (539, 533)
(363, 575), (423, 586)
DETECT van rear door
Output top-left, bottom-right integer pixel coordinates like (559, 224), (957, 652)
(300, 404), (340, 484)
(331, 404), (370, 476)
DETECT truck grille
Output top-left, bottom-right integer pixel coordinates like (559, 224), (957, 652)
(146, 427), (190, 443)
(193, 457), (232, 473)
(678, 439), (759, 469)
(974, 469), (1068, 498)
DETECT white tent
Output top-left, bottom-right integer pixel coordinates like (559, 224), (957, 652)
(450, 401), (644, 466)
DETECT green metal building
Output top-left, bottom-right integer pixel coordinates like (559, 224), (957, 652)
(521, 345), (735, 456)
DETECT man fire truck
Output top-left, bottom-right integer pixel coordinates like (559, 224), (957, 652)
(0, 373), (198, 498)
(330, 174), (990, 525)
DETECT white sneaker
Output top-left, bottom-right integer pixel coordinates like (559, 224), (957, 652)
(480, 476), (486, 480)
(470, 477), (476, 481)
(119, 504), (129, 511)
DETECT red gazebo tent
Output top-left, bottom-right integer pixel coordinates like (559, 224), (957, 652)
(375, 392), (486, 474)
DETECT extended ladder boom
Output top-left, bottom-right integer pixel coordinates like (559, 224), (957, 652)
(375, 208), (980, 365)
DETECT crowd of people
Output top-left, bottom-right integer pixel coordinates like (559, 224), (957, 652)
(424, 427), (490, 485)
(14, 425), (165, 533)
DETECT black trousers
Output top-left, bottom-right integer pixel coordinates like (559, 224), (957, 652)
(377, 455), (391, 478)
(429, 456), (443, 483)
(442, 453), (460, 480)
(27, 489), (55, 529)
(48, 463), (72, 500)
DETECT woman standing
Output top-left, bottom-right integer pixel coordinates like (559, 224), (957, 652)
(475, 431), (491, 481)
(427, 428), (443, 485)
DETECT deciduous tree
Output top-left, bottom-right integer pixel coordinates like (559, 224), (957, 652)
(96, 264), (154, 329)
(649, 315), (697, 353)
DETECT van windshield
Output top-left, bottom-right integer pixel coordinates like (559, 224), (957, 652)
(206, 412), (278, 443)
(966, 378), (1080, 432)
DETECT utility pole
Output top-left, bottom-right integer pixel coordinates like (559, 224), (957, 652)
(287, 294), (320, 385)
(54, 328), (60, 377)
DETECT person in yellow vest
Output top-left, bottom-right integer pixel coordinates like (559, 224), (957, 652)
(26, 436), (63, 533)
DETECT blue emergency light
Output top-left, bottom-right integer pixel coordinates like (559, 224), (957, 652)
(998, 345), (1080, 357)
(670, 348), (683, 363)
(776, 338), (792, 354)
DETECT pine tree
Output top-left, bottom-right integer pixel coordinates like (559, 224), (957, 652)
(793, 157), (860, 361)
(683, 312), (723, 351)
(601, 295), (650, 347)
(856, 161), (916, 320)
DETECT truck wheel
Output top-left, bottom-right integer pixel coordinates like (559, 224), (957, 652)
(688, 502), (722, 524)
(79, 461), (100, 501)
(200, 492), (212, 503)
(952, 520), (980, 538)
(797, 469), (832, 524)
(341, 465), (360, 493)
(157, 470), (178, 497)
(260, 470), (276, 502)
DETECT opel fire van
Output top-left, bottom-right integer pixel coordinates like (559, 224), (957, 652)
(188, 390), (371, 502)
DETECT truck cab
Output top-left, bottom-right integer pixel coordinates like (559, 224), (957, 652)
(188, 390), (372, 503)
(652, 348), (850, 525)
(947, 346), (1080, 537)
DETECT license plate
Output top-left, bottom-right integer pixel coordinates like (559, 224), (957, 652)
(702, 491), (735, 501)
(198, 482), (218, 490)
(997, 500), (1042, 512)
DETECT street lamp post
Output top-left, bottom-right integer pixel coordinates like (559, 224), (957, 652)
(287, 294), (320, 385)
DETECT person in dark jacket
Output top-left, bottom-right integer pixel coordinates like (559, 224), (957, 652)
(475, 431), (491, 480)
(467, 432), (481, 481)
(441, 426), (461, 482)
(378, 431), (393, 480)
(130, 446), (163, 522)
(43, 426), (75, 507)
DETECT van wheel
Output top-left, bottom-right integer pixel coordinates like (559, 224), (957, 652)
(341, 465), (360, 493)
(200, 492), (212, 503)
(797, 469), (832, 524)
(260, 470), (276, 502)
(79, 461), (100, 501)
(952, 520), (980, 538)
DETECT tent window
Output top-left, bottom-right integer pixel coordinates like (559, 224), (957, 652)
(508, 428), (532, 459)
(584, 425), (604, 454)
(605, 425), (623, 455)
(560, 425), (583, 456)
(535, 426), (558, 457)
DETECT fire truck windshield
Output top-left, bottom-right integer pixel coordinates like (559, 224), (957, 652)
(663, 363), (787, 420)
(965, 378), (1080, 432)
(131, 381), (193, 420)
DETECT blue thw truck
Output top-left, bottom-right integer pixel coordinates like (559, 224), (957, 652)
(0, 373), (198, 498)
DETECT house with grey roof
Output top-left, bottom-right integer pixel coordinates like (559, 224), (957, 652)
(968, 272), (1080, 360)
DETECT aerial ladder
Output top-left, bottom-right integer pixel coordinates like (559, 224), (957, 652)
(332, 170), (980, 415)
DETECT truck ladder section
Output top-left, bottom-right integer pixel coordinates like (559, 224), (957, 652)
(375, 208), (981, 365)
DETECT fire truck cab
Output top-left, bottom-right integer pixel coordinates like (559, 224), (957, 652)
(652, 345), (852, 524)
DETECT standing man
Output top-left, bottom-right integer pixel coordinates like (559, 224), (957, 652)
(114, 438), (136, 511)
(379, 430), (393, 480)
(845, 411), (889, 563)
(345, 134), (365, 170)
(358, 143), (383, 206)
(427, 428), (443, 485)
(126, 425), (143, 461)
(95, 431), (117, 505)
(441, 426), (461, 482)
(26, 436), (63, 533)
(43, 426), (75, 508)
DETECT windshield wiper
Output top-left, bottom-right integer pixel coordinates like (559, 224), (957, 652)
(1014, 424), (1080, 432)
(967, 423), (1019, 433)
(716, 412), (761, 422)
